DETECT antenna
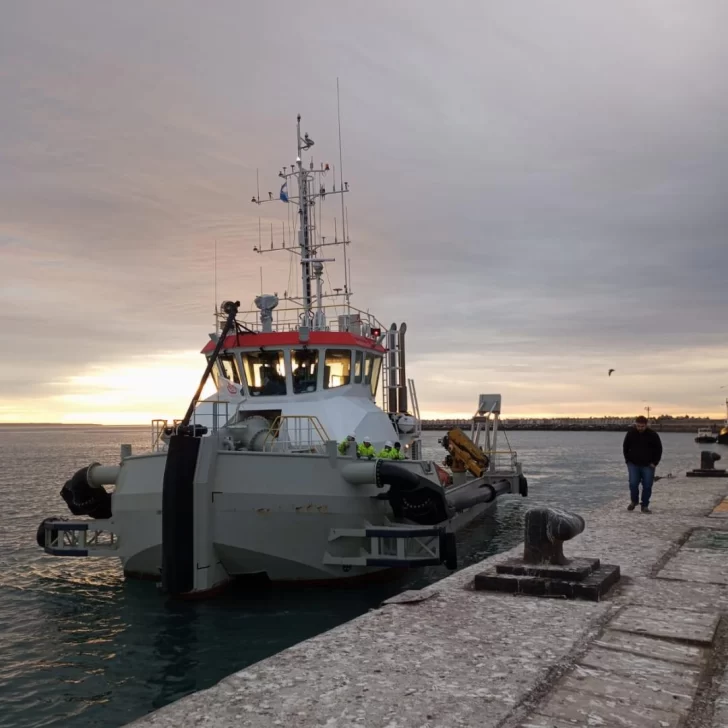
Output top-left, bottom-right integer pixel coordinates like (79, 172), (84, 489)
(346, 204), (352, 298)
(214, 239), (218, 331)
(337, 78), (351, 313)
(257, 168), (262, 253)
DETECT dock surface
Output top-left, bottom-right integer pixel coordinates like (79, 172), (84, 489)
(128, 476), (728, 727)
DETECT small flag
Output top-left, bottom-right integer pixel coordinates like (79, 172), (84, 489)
(280, 182), (289, 203)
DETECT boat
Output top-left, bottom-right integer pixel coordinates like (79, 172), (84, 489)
(717, 399), (728, 445)
(36, 115), (527, 596)
(695, 427), (717, 444)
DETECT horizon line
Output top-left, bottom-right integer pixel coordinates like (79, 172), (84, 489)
(1, 413), (726, 427)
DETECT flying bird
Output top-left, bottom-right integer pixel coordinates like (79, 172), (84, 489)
(608, 369), (615, 377)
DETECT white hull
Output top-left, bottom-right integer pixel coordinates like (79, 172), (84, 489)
(46, 442), (509, 587)
(116, 502), (496, 583)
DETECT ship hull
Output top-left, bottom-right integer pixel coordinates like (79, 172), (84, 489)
(73, 449), (501, 584)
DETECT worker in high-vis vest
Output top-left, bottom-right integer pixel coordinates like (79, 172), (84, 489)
(338, 432), (357, 456)
(390, 441), (405, 460)
(377, 441), (394, 459)
(358, 437), (376, 459)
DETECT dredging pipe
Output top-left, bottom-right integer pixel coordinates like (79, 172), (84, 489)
(87, 463), (120, 486)
(341, 460), (419, 489)
(445, 478), (512, 511)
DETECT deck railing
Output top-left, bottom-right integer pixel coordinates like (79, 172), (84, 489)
(262, 415), (331, 454)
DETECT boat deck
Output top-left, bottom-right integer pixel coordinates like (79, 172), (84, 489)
(127, 473), (728, 728)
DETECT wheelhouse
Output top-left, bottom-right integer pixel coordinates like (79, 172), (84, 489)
(203, 331), (385, 400)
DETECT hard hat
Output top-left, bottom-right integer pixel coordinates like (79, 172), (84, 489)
(363, 436), (372, 443)
(347, 432), (356, 439)
(394, 441), (401, 448)
(385, 441), (393, 448)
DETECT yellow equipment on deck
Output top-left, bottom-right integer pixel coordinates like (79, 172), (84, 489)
(443, 428), (490, 478)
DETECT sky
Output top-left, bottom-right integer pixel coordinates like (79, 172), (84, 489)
(2, 1), (728, 423)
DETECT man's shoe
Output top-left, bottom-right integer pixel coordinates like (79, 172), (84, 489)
(641, 506), (652, 514)
(627, 502), (637, 511)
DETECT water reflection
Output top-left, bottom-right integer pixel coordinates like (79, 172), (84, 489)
(150, 601), (198, 709)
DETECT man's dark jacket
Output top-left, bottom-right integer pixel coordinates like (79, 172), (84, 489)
(623, 427), (663, 467)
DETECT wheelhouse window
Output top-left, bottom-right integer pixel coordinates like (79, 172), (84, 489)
(324, 350), (352, 389)
(291, 349), (318, 394)
(242, 351), (286, 396)
(208, 356), (220, 388)
(219, 353), (241, 384)
(364, 353), (382, 396)
(353, 351), (363, 384)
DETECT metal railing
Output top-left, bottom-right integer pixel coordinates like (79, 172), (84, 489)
(218, 302), (384, 336)
(262, 415), (331, 454)
(151, 401), (231, 451)
(189, 400), (230, 433)
(408, 377), (423, 438)
(484, 450), (520, 472)
(151, 419), (179, 451)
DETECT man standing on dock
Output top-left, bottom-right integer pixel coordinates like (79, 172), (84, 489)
(623, 415), (663, 513)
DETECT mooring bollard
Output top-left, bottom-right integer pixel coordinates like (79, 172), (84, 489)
(687, 451), (727, 478)
(523, 506), (585, 566)
(474, 505), (620, 601)
(701, 451), (720, 470)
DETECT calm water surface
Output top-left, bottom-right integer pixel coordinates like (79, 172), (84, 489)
(0, 425), (712, 727)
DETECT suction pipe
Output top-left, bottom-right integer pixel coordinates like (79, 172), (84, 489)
(87, 463), (120, 487)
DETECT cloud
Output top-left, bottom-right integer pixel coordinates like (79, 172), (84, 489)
(2, 1), (728, 422)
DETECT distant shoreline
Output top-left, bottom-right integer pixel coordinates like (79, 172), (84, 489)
(0, 421), (723, 435)
(422, 419), (724, 434)
(0, 423), (143, 427)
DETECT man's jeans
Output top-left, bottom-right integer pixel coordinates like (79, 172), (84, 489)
(628, 463), (655, 507)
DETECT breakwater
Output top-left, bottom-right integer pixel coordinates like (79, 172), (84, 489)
(422, 418), (725, 433)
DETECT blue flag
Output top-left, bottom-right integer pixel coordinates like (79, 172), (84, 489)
(280, 182), (289, 203)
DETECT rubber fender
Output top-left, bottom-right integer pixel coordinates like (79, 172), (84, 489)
(36, 516), (64, 549)
(161, 434), (201, 596)
(519, 474), (528, 497)
(60, 466), (112, 519)
(440, 531), (458, 570)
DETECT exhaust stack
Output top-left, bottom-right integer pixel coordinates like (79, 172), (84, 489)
(386, 323), (398, 413)
(398, 322), (408, 414)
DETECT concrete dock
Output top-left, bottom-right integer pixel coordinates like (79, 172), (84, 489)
(129, 475), (728, 728)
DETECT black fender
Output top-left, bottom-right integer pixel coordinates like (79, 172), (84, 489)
(378, 462), (452, 525)
(36, 516), (65, 548)
(60, 466), (112, 519)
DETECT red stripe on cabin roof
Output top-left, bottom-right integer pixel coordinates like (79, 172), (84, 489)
(201, 330), (386, 354)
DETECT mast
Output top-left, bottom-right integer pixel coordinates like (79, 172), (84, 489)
(296, 114), (313, 323)
(337, 79), (351, 313)
(251, 114), (352, 333)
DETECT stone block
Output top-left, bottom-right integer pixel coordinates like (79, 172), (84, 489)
(474, 563), (620, 602)
(594, 630), (705, 666)
(538, 687), (682, 728)
(496, 556), (600, 581)
(609, 605), (719, 645)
